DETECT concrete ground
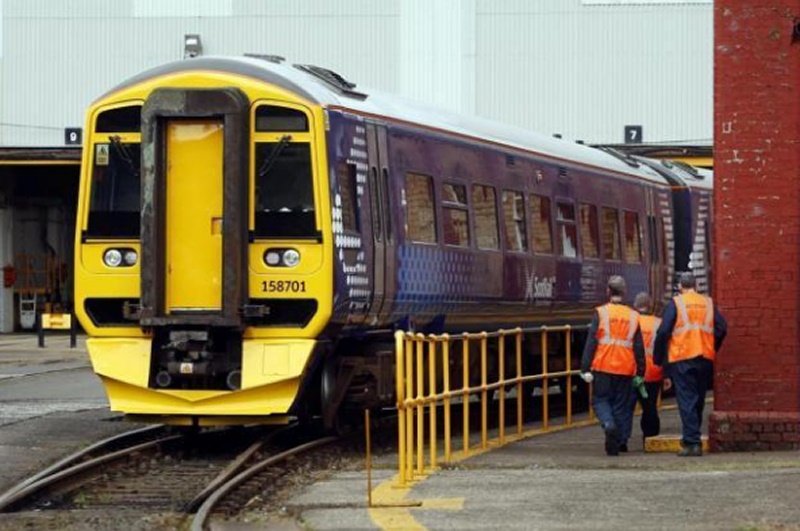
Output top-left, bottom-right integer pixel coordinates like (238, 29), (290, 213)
(1, 333), (799, 530)
(290, 406), (800, 530)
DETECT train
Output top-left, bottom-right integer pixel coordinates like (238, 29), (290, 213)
(74, 55), (712, 427)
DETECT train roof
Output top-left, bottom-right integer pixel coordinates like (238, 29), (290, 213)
(102, 56), (695, 186)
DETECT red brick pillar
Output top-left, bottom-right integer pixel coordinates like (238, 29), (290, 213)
(712, 1), (800, 450)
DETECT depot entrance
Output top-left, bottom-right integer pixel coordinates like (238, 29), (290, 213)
(0, 148), (80, 332)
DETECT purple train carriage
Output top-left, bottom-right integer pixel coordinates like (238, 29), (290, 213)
(74, 55), (711, 427)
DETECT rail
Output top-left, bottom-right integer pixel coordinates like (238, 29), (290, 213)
(395, 324), (593, 485)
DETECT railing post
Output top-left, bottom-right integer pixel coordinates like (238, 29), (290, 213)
(443, 334), (452, 463)
(415, 334), (425, 475)
(480, 331), (488, 450)
(405, 336), (415, 481)
(498, 330), (506, 445)
(462, 333), (470, 456)
(565, 326), (572, 426)
(395, 331), (406, 486)
(428, 336), (437, 469)
(516, 329), (523, 435)
(541, 328), (549, 431)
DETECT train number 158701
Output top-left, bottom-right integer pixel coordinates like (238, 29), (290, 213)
(261, 280), (306, 293)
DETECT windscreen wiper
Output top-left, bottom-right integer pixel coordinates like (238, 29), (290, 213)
(108, 135), (139, 177)
(257, 134), (292, 179)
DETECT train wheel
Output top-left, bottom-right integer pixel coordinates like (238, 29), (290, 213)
(320, 356), (357, 435)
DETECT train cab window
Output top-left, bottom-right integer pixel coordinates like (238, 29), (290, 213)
(442, 183), (469, 247)
(255, 106), (309, 132)
(472, 184), (499, 250)
(556, 201), (578, 258)
(579, 203), (600, 259)
(254, 142), (316, 238)
(96, 105), (142, 132)
(405, 173), (437, 243)
(601, 207), (622, 260)
(339, 162), (360, 233)
(502, 190), (527, 252)
(87, 138), (141, 237)
(623, 211), (642, 263)
(530, 194), (553, 254)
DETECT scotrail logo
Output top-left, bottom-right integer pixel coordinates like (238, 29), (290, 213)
(524, 267), (555, 302)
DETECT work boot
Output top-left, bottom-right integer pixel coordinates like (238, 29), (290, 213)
(677, 444), (702, 457)
(605, 428), (620, 456)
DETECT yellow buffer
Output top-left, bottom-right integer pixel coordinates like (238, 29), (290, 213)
(165, 120), (223, 312)
(88, 337), (317, 418)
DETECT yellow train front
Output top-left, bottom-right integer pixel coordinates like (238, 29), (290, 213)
(75, 57), (334, 425)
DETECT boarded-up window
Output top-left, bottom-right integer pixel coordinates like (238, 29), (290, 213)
(530, 194), (553, 254)
(601, 207), (621, 260)
(624, 211), (642, 263)
(472, 185), (499, 249)
(406, 173), (436, 243)
(579, 203), (599, 259)
(502, 190), (527, 252)
(339, 162), (359, 233)
(442, 183), (469, 247)
(557, 202), (578, 258)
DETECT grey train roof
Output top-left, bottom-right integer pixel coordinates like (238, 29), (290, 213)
(100, 55), (697, 186)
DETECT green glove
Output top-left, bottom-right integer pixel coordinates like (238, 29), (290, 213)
(632, 376), (648, 399)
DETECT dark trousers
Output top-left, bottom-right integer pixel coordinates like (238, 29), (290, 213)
(592, 372), (635, 444)
(671, 357), (713, 445)
(634, 381), (662, 438)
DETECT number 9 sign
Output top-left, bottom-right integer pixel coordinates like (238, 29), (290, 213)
(65, 128), (82, 146)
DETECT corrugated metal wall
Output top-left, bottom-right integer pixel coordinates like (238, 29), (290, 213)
(475, 0), (712, 144)
(0, 0), (710, 147)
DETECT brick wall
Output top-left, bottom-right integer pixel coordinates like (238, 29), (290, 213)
(712, 1), (800, 450)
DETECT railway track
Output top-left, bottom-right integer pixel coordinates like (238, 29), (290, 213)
(0, 422), (342, 530)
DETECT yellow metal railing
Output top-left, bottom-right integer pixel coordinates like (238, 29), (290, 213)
(395, 325), (593, 486)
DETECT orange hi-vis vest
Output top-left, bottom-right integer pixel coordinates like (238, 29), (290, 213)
(639, 314), (663, 382)
(668, 291), (715, 363)
(591, 303), (639, 377)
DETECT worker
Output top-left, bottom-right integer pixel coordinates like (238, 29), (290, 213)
(632, 292), (670, 444)
(581, 276), (646, 456)
(654, 272), (727, 457)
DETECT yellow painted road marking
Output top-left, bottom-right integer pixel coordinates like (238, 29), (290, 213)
(645, 435), (710, 453)
(417, 498), (464, 510)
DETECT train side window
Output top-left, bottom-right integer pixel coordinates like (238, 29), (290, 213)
(601, 207), (621, 260)
(87, 139), (141, 237)
(255, 105), (309, 132)
(472, 184), (499, 250)
(339, 162), (359, 233)
(579, 203), (600, 259)
(442, 183), (469, 247)
(530, 194), (553, 254)
(624, 210), (642, 263)
(502, 190), (527, 252)
(254, 142), (316, 238)
(405, 173), (437, 243)
(556, 201), (578, 258)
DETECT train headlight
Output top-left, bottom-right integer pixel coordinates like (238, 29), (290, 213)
(282, 249), (301, 267)
(123, 250), (138, 266)
(264, 251), (281, 267)
(103, 249), (123, 268)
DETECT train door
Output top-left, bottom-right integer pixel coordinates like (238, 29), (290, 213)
(365, 123), (393, 322)
(165, 120), (224, 311)
(644, 186), (664, 309)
